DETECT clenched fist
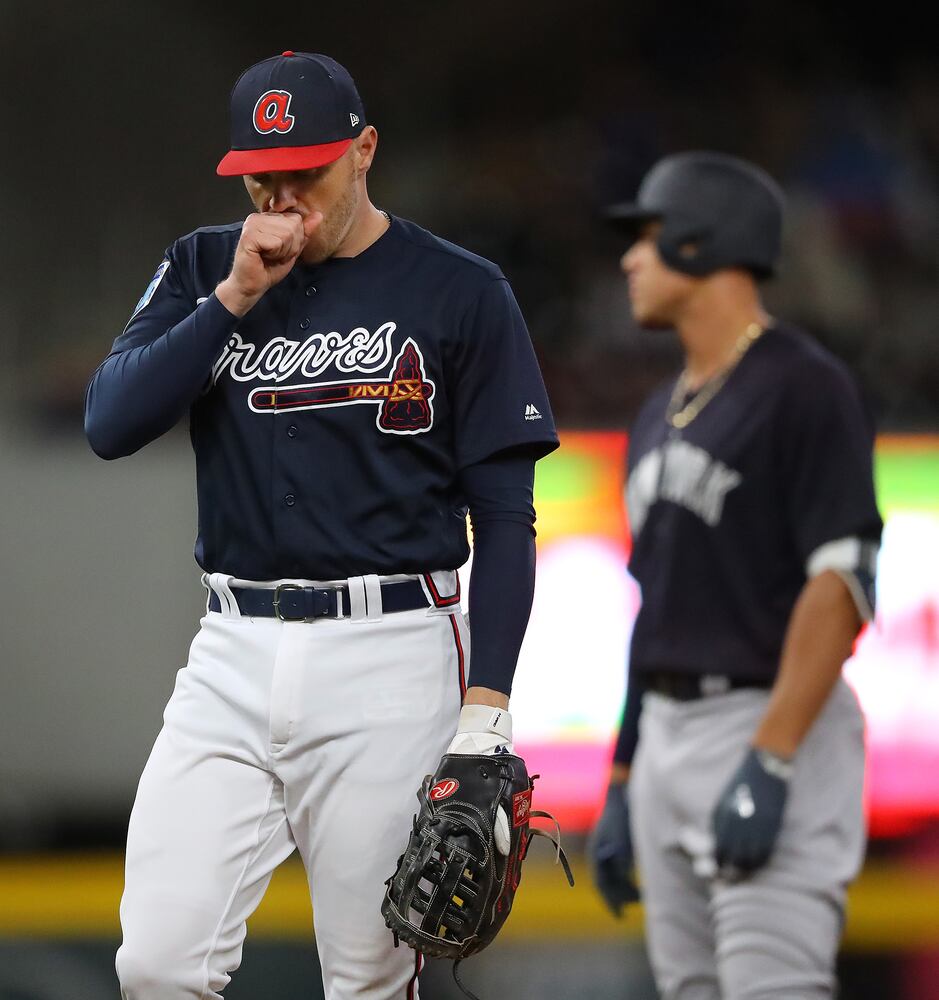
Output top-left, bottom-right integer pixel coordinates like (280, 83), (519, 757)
(216, 210), (323, 317)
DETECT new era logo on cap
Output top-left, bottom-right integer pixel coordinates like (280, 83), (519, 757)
(217, 51), (367, 176)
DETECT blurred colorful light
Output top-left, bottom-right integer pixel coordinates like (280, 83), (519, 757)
(490, 432), (939, 837)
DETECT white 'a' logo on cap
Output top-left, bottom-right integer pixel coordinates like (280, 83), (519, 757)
(350, 113), (360, 127)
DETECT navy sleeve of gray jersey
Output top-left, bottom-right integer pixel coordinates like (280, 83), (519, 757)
(451, 278), (559, 470)
(459, 453), (537, 695)
(777, 358), (882, 612)
(612, 669), (645, 766)
(84, 244), (238, 459)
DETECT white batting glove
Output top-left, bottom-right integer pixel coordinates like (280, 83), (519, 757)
(446, 705), (514, 756)
(446, 705), (515, 855)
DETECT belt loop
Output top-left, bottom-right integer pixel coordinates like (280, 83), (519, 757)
(701, 675), (731, 697)
(348, 576), (367, 623)
(363, 574), (383, 622)
(208, 573), (240, 618)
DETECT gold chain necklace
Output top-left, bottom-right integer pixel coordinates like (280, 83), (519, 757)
(665, 322), (765, 430)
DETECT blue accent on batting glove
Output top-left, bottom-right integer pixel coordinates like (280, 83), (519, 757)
(712, 747), (790, 876)
(588, 782), (640, 916)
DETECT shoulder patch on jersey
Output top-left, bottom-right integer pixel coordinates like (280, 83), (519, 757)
(132, 260), (170, 318)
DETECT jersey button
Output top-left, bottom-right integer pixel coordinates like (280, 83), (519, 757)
(299, 318), (311, 330)
(305, 286), (317, 297)
(284, 494), (296, 507)
(286, 424), (298, 438)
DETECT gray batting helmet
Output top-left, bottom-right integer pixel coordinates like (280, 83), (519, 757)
(605, 151), (785, 279)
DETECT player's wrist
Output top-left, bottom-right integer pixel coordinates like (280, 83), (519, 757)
(751, 745), (795, 782)
(215, 277), (262, 318)
(462, 685), (510, 710)
(446, 704), (514, 756)
(751, 711), (802, 760)
(609, 762), (631, 786)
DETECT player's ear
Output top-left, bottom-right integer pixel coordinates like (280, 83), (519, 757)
(353, 126), (378, 175)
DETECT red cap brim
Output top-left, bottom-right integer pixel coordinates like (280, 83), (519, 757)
(216, 138), (353, 176)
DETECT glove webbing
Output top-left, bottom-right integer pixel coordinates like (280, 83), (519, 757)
(448, 807), (575, 1000)
(411, 824), (480, 940)
(525, 810), (575, 886)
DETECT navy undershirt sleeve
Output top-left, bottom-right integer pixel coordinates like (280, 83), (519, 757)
(459, 451), (538, 696)
(612, 669), (646, 766)
(85, 293), (238, 459)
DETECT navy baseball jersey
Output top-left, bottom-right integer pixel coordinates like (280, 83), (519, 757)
(625, 323), (882, 682)
(86, 216), (558, 580)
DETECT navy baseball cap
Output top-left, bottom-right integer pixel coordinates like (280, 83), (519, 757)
(217, 51), (367, 176)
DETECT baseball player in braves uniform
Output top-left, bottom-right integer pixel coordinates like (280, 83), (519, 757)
(85, 52), (557, 999)
(587, 152), (882, 999)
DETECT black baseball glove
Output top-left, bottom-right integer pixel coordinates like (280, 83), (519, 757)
(381, 752), (573, 998)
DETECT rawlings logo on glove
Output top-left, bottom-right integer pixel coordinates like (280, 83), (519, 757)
(429, 778), (460, 801)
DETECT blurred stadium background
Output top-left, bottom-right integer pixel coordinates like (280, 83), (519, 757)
(1, 1), (937, 997)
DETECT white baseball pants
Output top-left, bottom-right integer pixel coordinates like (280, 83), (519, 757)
(116, 572), (467, 1000)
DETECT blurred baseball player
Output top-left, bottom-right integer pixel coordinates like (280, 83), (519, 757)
(588, 152), (882, 999)
(85, 51), (557, 1000)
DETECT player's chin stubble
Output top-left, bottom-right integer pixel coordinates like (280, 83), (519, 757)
(302, 182), (359, 264)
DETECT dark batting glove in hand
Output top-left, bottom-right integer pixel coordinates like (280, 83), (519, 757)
(588, 782), (640, 916)
(712, 746), (791, 877)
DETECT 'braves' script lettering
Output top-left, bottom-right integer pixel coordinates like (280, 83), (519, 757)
(212, 322), (397, 385)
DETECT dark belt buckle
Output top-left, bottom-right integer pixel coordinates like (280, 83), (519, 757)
(273, 583), (331, 623)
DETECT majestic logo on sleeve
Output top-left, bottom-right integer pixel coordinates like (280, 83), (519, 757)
(627, 439), (742, 534)
(253, 90), (295, 134)
(212, 322), (435, 435)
